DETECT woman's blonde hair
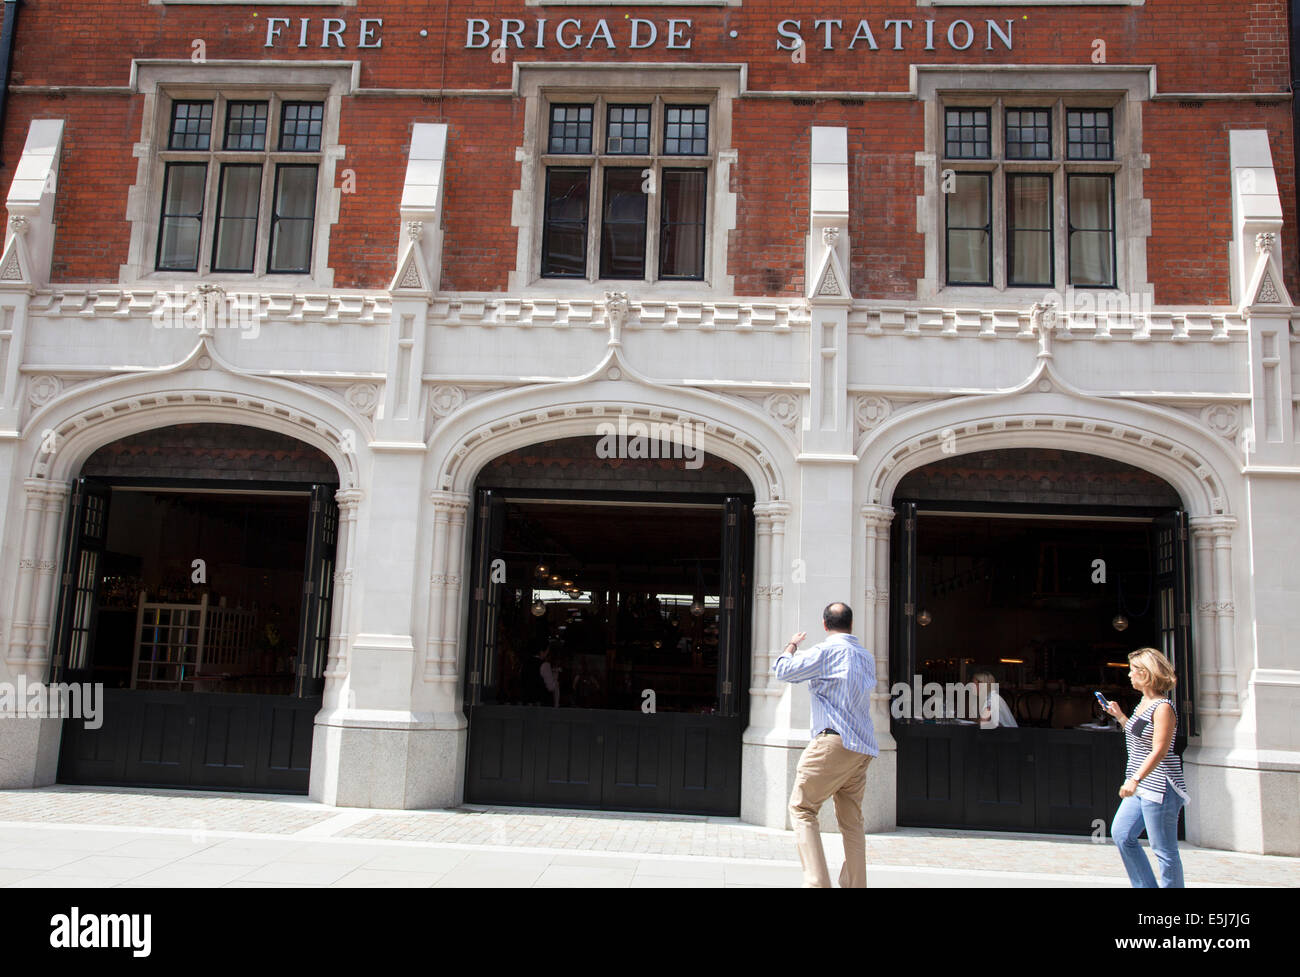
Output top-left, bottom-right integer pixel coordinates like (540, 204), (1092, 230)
(1128, 647), (1177, 695)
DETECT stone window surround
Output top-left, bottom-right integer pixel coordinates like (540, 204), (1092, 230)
(121, 61), (355, 290)
(510, 63), (740, 297)
(915, 67), (1151, 307)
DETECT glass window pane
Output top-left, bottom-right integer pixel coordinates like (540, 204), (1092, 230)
(659, 169), (706, 280)
(607, 105), (651, 155)
(1005, 108), (1051, 160)
(946, 173), (990, 285)
(1069, 175), (1114, 286)
(948, 173), (989, 226)
(213, 165), (261, 273)
(600, 168), (647, 278)
(1067, 109), (1113, 160)
(224, 101), (268, 151)
(269, 165), (317, 272)
(279, 102), (324, 152)
(944, 108), (990, 159)
(664, 105), (709, 156)
(156, 163), (207, 271)
(542, 168), (590, 278)
(169, 101), (212, 150)
(1008, 174), (1052, 286)
(548, 104), (593, 154)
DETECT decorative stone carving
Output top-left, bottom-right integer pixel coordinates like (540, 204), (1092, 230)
(1255, 232), (1275, 254)
(407, 220), (424, 242)
(764, 392), (801, 431)
(398, 258), (423, 289)
(822, 226), (839, 247)
(1256, 272), (1281, 304)
(0, 249), (23, 281)
(604, 291), (630, 346)
(817, 265), (842, 296)
(27, 375), (63, 408)
(344, 382), (380, 417)
(1200, 404), (1240, 440)
(429, 384), (466, 417)
(855, 396), (892, 434)
(9, 215), (29, 235)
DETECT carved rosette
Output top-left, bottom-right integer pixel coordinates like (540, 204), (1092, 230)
(344, 382), (380, 418)
(429, 384), (466, 418)
(1200, 404), (1240, 441)
(763, 392), (800, 432)
(27, 375), (63, 408)
(855, 396), (892, 438)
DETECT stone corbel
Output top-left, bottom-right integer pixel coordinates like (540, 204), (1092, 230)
(391, 123), (447, 296)
(2, 119), (65, 290)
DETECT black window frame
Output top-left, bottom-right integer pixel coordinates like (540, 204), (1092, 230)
(1066, 108), (1114, 161)
(211, 162), (264, 274)
(944, 108), (991, 160)
(1066, 172), (1117, 288)
(267, 162), (319, 275)
(1006, 172), (1055, 289)
(945, 171), (993, 287)
(154, 93), (326, 277)
(538, 96), (713, 284)
(155, 161), (208, 272)
(541, 166), (592, 279)
(1005, 107), (1052, 161)
(658, 167), (708, 281)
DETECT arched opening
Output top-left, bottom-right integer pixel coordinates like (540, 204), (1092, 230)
(462, 435), (755, 815)
(888, 448), (1194, 834)
(53, 423), (341, 793)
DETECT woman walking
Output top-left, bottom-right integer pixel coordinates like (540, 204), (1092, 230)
(1103, 647), (1190, 888)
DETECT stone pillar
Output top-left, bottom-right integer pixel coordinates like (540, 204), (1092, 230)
(322, 488), (363, 706)
(1189, 515), (1239, 716)
(859, 502), (896, 832)
(5, 479), (48, 667)
(25, 483), (69, 668)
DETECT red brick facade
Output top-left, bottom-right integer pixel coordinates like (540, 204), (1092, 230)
(5, 1), (1294, 302)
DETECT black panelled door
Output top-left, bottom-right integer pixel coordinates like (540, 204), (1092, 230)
(295, 483), (339, 698)
(51, 478), (112, 684)
(1154, 510), (1195, 740)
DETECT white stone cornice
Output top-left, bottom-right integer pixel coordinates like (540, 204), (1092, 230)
(27, 287), (391, 325)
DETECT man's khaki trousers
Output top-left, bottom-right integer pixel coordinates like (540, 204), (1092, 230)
(788, 732), (872, 888)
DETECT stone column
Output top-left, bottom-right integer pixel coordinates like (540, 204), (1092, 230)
(26, 483), (69, 669)
(424, 490), (470, 687)
(861, 503), (895, 739)
(1190, 515), (1238, 716)
(750, 503), (774, 690)
(322, 488), (363, 706)
(5, 479), (48, 667)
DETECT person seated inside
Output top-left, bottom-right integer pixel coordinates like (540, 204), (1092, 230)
(972, 670), (1018, 728)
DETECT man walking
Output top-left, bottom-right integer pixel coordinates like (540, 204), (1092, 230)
(772, 602), (877, 888)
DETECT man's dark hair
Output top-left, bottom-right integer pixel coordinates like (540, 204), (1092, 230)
(823, 602), (852, 632)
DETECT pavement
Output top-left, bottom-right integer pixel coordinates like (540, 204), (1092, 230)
(0, 785), (1296, 888)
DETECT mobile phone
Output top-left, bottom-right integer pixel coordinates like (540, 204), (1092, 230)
(1093, 691), (1109, 709)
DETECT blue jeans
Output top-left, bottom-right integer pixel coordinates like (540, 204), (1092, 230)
(1112, 788), (1185, 888)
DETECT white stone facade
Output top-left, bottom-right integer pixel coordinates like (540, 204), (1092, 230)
(0, 107), (1297, 857)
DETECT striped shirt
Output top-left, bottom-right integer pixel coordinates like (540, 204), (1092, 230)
(1124, 698), (1190, 804)
(772, 632), (878, 757)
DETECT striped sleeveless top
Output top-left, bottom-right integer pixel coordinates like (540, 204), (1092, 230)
(1124, 698), (1190, 804)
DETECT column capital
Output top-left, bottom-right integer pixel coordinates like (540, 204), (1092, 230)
(429, 489), (471, 513)
(335, 487), (365, 510)
(860, 502), (895, 528)
(1189, 514), (1238, 536)
(753, 500), (792, 522)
